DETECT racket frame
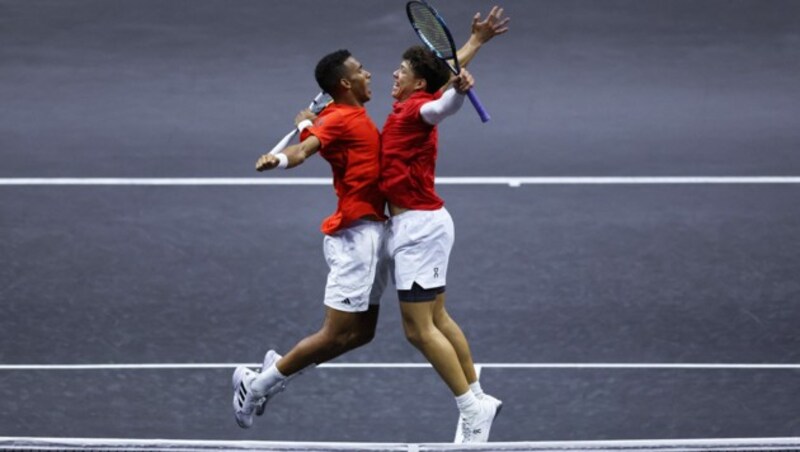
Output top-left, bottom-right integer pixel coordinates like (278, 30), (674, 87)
(267, 91), (331, 155)
(406, 0), (491, 122)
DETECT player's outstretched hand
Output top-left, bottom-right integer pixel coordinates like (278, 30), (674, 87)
(256, 153), (280, 172)
(453, 69), (475, 94)
(471, 6), (510, 44)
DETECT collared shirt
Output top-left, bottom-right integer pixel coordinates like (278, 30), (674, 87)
(379, 90), (445, 211)
(302, 103), (387, 235)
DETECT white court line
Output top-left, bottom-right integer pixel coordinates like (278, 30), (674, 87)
(1, 176), (800, 186)
(2, 363), (800, 370)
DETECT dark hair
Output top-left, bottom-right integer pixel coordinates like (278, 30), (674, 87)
(315, 49), (351, 94)
(402, 45), (451, 93)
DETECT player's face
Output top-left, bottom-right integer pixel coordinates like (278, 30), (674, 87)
(392, 60), (425, 101)
(343, 57), (372, 103)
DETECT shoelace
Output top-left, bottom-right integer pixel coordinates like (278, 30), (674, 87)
(462, 414), (486, 442)
(460, 417), (474, 442)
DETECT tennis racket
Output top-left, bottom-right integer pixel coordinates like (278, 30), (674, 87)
(267, 91), (333, 155)
(406, 0), (490, 123)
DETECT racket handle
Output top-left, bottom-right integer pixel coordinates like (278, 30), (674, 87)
(268, 129), (298, 155)
(466, 88), (490, 123)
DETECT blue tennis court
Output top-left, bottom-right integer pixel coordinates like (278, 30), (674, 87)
(1, 0), (799, 450)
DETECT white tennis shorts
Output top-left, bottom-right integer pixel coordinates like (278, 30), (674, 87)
(386, 207), (454, 291)
(323, 219), (389, 312)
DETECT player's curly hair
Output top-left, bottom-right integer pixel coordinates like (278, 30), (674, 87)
(403, 45), (451, 93)
(315, 49), (351, 94)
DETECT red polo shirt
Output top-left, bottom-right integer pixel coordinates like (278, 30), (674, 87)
(301, 103), (387, 235)
(379, 90), (444, 210)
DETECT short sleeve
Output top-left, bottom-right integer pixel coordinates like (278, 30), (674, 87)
(301, 109), (346, 150)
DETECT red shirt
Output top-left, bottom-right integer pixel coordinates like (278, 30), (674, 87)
(301, 103), (387, 235)
(379, 90), (444, 210)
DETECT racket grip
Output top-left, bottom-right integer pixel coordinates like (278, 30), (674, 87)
(268, 129), (298, 155)
(466, 88), (490, 123)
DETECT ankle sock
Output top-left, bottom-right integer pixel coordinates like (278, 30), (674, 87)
(251, 363), (287, 397)
(470, 381), (484, 398)
(455, 390), (481, 417)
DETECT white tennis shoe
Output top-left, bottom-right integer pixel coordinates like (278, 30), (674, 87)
(255, 350), (285, 416)
(456, 393), (503, 443)
(231, 366), (261, 428)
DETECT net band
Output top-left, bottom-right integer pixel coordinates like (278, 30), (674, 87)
(3, 437), (800, 451)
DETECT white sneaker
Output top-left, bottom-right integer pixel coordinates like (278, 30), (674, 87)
(481, 393), (503, 415)
(457, 395), (502, 443)
(231, 366), (261, 428)
(254, 350), (285, 416)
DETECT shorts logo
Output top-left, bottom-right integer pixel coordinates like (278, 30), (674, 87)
(342, 298), (351, 305)
(433, 267), (439, 278)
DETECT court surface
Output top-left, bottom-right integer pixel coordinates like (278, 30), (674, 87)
(1, 0), (799, 449)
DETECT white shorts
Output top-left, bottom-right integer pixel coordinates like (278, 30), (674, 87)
(386, 207), (454, 291)
(323, 220), (389, 313)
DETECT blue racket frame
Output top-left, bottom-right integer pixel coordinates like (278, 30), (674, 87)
(406, 0), (491, 123)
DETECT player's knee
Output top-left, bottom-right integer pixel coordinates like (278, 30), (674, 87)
(352, 328), (375, 348)
(335, 335), (357, 353)
(318, 327), (352, 353)
(402, 323), (431, 349)
(328, 328), (373, 353)
(433, 309), (452, 328)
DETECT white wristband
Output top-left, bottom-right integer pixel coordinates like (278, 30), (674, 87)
(297, 119), (313, 132)
(276, 153), (289, 169)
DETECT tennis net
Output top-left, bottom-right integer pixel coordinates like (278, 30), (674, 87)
(2, 437), (800, 451)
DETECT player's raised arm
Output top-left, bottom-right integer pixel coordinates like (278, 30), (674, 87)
(420, 69), (475, 126)
(455, 6), (510, 69)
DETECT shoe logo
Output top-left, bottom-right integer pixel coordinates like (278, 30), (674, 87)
(237, 382), (247, 407)
(433, 267), (439, 278)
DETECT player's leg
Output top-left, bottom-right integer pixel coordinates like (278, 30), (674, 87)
(233, 306), (379, 427)
(399, 293), (470, 396)
(432, 291), (478, 385)
(275, 305), (379, 376)
(390, 208), (499, 442)
(398, 289), (498, 443)
(433, 292), (504, 441)
(233, 220), (385, 428)
(255, 220), (385, 389)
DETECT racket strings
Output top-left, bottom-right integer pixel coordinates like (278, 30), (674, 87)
(407, 3), (455, 59)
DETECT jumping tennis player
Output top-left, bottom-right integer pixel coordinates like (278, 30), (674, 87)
(231, 7), (508, 438)
(380, 8), (509, 443)
(232, 49), (388, 429)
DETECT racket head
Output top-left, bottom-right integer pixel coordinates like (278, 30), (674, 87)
(309, 92), (333, 115)
(406, 0), (460, 74)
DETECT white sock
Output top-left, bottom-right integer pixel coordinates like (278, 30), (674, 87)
(455, 390), (481, 417)
(251, 363), (287, 397)
(469, 381), (485, 398)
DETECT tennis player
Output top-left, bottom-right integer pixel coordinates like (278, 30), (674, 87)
(380, 8), (509, 444)
(232, 49), (388, 429)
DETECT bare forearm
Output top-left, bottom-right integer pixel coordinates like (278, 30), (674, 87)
(256, 135), (320, 172)
(456, 35), (484, 69)
(282, 142), (314, 168)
